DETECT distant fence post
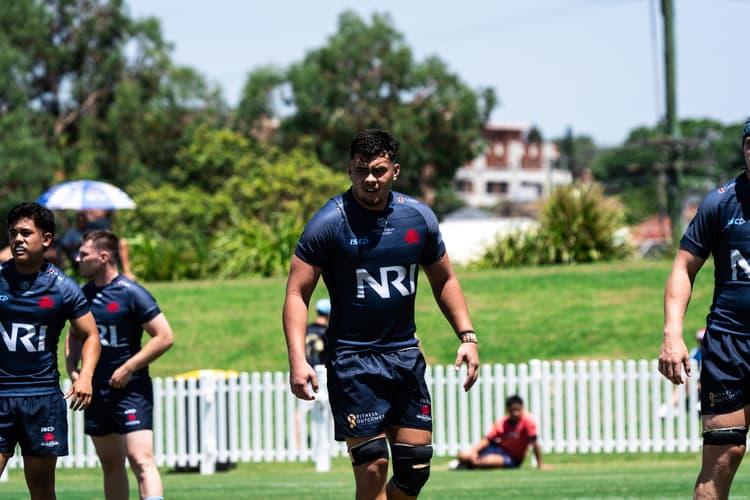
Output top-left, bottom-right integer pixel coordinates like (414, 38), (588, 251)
(199, 370), (218, 475)
(313, 365), (332, 472)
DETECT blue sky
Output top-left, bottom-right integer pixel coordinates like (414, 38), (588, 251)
(126, 0), (748, 147)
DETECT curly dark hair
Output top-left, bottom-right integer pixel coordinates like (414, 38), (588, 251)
(349, 129), (399, 162)
(7, 202), (56, 237)
(505, 394), (524, 409)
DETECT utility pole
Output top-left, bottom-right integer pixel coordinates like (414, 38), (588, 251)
(662, 0), (679, 139)
(661, 0), (683, 245)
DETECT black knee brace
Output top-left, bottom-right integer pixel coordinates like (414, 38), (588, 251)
(349, 436), (389, 466)
(703, 426), (749, 446)
(390, 443), (433, 496)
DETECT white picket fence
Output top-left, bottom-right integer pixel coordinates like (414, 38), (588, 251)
(2, 358), (702, 476)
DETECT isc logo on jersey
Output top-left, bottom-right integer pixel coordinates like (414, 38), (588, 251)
(356, 264), (416, 299)
(0, 322), (47, 352)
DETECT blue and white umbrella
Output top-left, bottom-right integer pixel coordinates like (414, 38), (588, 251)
(37, 180), (136, 210)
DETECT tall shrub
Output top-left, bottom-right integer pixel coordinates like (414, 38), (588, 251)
(475, 182), (631, 268)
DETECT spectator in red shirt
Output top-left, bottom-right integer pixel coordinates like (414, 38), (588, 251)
(449, 395), (548, 470)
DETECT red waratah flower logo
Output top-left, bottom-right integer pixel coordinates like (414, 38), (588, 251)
(404, 229), (419, 245)
(107, 302), (120, 312)
(127, 414), (136, 421)
(420, 405), (430, 415)
(43, 432), (55, 442)
(38, 296), (54, 308)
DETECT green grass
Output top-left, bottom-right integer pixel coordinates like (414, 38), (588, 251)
(100, 258), (713, 376)
(32, 259), (726, 498)
(5, 453), (750, 499)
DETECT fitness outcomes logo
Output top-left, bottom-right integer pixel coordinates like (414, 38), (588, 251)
(347, 411), (384, 429)
(709, 389), (742, 408)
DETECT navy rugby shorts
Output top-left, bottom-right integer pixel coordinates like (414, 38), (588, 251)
(700, 329), (750, 415)
(85, 377), (154, 436)
(479, 444), (521, 468)
(327, 347), (433, 441)
(0, 392), (68, 456)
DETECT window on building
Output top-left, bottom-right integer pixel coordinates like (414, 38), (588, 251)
(455, 179), (474, 193)
(521, 181), (542, 197)
(486, 181), (508, 194)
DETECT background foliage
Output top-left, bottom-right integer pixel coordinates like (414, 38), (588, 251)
(475, 182), (631, 268)
(1, 1), (747, 281)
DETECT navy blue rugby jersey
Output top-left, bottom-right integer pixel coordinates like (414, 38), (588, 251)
(0, 260), (89, 396)
(295, 189), (446, 356)
(82, 275), (160, 381)
(681, 173), (750, 336)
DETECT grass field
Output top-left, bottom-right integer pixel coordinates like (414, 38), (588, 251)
(35, 258), (726, 498)
(5, 453), (750, 499)
(104, 258), (715, 376)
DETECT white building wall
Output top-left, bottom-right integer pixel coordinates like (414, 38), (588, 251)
(454, 124), (572, 208)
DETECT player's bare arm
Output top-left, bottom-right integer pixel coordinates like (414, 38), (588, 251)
(659, 248), (705, 385)
(110, 312), (174, 389)
(66, 311), (101, 410)
(65, 325), (83, 381)
(423, 253), (480, 391)
(283, 255), (322, 400)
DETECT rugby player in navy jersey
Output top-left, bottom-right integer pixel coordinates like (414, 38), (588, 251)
(0, 202), (101, 500)
(283, 129), (479, 499)
(66, 230), (173, 500)
(660, 117), (750, 499)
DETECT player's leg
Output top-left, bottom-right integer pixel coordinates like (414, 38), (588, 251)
(694, 407), (749, 499)
(386, 427), (433, 499)
(0, 453), (9, 475)
(328, 352), (394, 500)
(125, 429), (163, 500)
(92, 434), (130, 500)
(22, 455), (57, 500)
(455, 446), (474, 466)
(0, 397), (18, 476)
(694, 332), (750, 498)
(382, 348), (434, 497)
(347, 434), (390, 500)
(19, 393), (69, 499)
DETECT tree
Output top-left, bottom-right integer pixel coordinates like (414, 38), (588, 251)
(0, 0), (226, 188)
(260, 10), (495, 203)
(591, 118), (744, 225)
(0, 110), (60, 246)
(555, 128), (599, 180)
(118, 128), (350, 280)
(234, 65), (285, 140)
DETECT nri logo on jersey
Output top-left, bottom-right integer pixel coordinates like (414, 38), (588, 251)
(356, 264), (417, 299)
(0, 323), (47, 352)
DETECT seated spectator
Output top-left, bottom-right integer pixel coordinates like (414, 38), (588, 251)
(449, 395), (549, 470)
